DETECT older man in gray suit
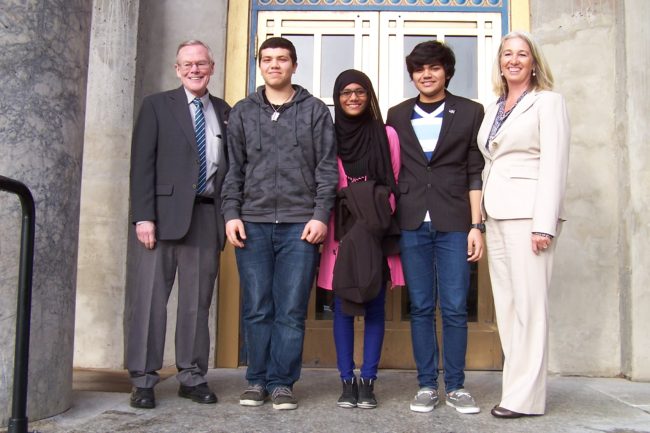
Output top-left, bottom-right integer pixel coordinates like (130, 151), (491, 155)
(124, 40), (230, 409)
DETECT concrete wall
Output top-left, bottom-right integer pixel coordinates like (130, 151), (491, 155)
(72, 0), (650, 380)
(531, 0), (620, 376)
(134, 0), (229, 106)
(531, 0), (650, 379)
(74, 0), (229, 369)
(623, 0), (650, 381)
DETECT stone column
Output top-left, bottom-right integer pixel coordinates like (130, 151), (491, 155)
(74, 0), (140, 369)
(0, 0), (92, 424)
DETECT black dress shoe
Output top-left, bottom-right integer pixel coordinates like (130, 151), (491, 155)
(130, 387), (155, 409)
(491, 405), (528, 418)
(178, 383), (218, 404)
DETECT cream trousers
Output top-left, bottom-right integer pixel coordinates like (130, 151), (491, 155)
(485, 218), (561, 414)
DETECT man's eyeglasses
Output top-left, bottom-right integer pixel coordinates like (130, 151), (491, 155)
(339, 89), (368, 98)
(178, 61), (212, 71)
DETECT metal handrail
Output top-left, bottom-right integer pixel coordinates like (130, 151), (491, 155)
(0, 175), (37, 433)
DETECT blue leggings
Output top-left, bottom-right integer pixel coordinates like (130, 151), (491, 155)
(333, 286), (386, 380)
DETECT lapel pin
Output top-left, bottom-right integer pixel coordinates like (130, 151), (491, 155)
(448, 109), (455, 114)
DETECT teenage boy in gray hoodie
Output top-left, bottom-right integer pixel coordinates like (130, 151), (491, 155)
(222, 37), (338, 410)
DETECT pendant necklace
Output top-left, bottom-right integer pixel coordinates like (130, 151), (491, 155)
(270, 90), (295, 122)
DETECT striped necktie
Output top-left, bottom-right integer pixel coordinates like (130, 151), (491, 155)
(192, 97), (207, 194)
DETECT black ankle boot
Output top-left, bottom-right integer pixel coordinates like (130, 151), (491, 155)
(358, 378), (377, 409)
(337, 377), (358, 408)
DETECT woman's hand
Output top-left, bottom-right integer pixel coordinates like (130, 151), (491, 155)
(531, 232), (553, 255)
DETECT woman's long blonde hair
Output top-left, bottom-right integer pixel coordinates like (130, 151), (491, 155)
(491, 31), (554, 97)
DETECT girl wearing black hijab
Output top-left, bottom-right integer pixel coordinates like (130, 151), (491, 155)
(317, 69), (404, 409)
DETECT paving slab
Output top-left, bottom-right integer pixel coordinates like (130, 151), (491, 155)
(16, 369), (650, 433)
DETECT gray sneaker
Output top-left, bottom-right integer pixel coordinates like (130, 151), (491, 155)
(239, 384), (268, 407)
(271, 386), (298, 410)
(445, 389), (480, 414)
(410, 387), (439, 413)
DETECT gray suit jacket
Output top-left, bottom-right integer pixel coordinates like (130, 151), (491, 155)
(130, 86), (231, 248)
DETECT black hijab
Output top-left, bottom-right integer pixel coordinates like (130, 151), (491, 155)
(333, 69), (398, 196)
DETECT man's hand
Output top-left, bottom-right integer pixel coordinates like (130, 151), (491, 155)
(226, 219), (246, 248)
(301, 220), (327, 244)
(136, 221), (156, 250)
(467, 228), (484, 262)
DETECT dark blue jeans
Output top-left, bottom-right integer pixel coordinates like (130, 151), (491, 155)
(235, 222), (319, 392)
(333, 286), (386, 381)
(400, 223), (469, 392)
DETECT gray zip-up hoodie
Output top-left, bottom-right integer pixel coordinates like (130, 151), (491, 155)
(222, 85), (338, 224)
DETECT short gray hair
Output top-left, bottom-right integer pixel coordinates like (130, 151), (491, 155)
(176, 40), (214, 64)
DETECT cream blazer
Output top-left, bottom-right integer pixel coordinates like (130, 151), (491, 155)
(477, 90), (570, 236)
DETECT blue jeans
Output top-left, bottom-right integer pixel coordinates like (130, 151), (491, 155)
(333, 286), (386, 381)
(235, 222), (319, 392)
(400, 223), (469, 392)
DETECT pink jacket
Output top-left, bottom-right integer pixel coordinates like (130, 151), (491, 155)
(317, 126), (405, 290)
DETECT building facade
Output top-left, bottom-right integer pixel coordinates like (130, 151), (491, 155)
(0, 0), (648, 423)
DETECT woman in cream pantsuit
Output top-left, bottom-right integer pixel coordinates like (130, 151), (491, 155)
(477, 31), (570, 418)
